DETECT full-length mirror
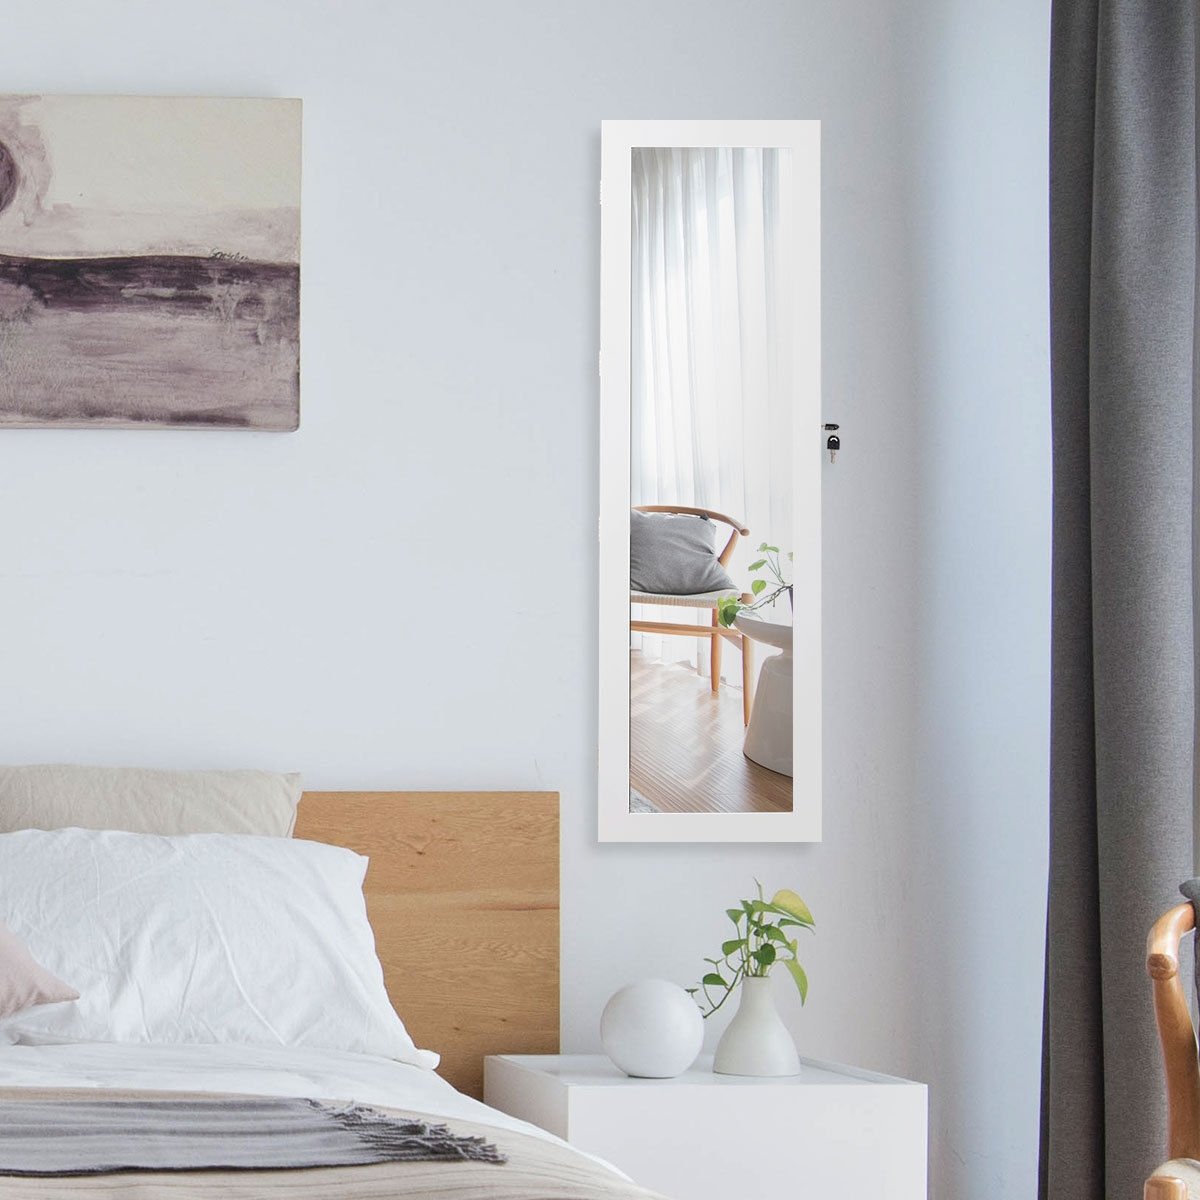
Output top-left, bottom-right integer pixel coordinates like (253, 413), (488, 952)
(599, 121), (821, 842)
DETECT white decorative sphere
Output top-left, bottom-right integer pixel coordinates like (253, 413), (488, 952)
(600, 979), (704, 1078)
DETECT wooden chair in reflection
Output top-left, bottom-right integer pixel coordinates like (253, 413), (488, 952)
(1146, 902), (1200, 1198)
(630, 504), (755, 725)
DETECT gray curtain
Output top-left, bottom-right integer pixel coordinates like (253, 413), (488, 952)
(1041, 3), (1197, 1199)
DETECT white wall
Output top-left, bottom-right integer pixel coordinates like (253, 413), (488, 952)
(896, 4), (1051, 1194)
(0, 3), (1050, 1198)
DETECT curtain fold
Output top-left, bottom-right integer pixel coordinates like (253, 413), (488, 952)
(629, 147), (792, 677)
(1042, 3), (1197, 1198)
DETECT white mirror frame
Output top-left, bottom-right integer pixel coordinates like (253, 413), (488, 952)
(598, 119), (822, 843)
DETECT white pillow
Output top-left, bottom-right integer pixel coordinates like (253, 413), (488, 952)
(0, 828), (437, 1070)
(0, 765), (303, 836)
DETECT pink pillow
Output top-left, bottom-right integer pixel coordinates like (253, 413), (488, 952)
(0, 921), (77, 1018)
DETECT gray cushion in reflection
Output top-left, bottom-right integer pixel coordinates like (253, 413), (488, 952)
(1179, 878), (1200, 1015)
(630, 509), (738, 596)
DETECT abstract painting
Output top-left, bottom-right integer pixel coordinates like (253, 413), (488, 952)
(0, 95), (301, 430)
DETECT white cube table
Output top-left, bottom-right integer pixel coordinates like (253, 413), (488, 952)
(484, 1053), (927, 1200)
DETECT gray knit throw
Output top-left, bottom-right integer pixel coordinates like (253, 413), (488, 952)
(0, 1097), (508, 1176)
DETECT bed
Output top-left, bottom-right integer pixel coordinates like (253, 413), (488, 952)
(0, 781), (666, 1199)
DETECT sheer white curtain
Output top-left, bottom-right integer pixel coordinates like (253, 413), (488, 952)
(630, 147), (792, 681)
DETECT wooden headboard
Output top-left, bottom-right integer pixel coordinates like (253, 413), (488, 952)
(294, 791), (559, 1099)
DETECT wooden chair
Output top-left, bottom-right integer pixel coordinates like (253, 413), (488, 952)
(630, 504), (754, 725)
(1146, 902), (1200, 1198)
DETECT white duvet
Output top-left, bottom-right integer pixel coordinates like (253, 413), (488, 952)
(0, 1042), (559, 1149)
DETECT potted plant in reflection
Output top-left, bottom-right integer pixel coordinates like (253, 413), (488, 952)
(716, 544), (793, 628)
(688, 883), (814, 1077)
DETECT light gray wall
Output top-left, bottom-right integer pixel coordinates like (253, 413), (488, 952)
(0, 3), (1050, 1197)
(893, 2), (1052, 1194)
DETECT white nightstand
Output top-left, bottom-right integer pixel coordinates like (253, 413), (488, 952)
(485, 1053), (927, 1200)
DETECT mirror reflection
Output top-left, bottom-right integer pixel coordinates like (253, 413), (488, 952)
(628, 147), (794, 816)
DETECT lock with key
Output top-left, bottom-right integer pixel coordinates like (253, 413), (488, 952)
(823, 422), (840, 464)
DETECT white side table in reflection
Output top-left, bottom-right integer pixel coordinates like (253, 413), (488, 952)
(735, 613), (793, 777)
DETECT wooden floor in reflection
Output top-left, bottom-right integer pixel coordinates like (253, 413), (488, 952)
(630, 650), (793, 814)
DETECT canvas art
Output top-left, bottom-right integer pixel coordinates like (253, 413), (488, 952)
(0, 95), (301, 430)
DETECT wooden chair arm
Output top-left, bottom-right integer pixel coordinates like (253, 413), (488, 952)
(1150, 903), (1197, 980)
(1149, 903), (1200, 1161)
(1147, 1175), (1189, 1200)
(634, 504), (751, 536)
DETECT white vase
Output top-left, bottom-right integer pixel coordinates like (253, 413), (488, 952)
(713, 976), (801, 1077)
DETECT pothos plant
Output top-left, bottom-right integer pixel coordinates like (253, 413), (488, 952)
(687, 883), (815, 1018)
(716, 544), (793, 628)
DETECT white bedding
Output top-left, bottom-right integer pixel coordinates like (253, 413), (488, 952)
(0, 829), (434, 1068)
(0, 1042), (577, 1156)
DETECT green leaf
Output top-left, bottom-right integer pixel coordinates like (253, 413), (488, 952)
(722, 938), (747, 956)
(752, 944), (777, 967)
(702, 973), (727, 988)
(757, 543), (780, 553)
(751, 579), (767, 595)
(684, 987), (698, 995)
(783, 958), (809, 1004)
(760, 926), (788, 945)
(770, 889), (815, 924)
(726, 908), (744, 924)
(747, 559), (767, 571)
(717, 596), (742, 628)
(772, 902), (811, 921)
